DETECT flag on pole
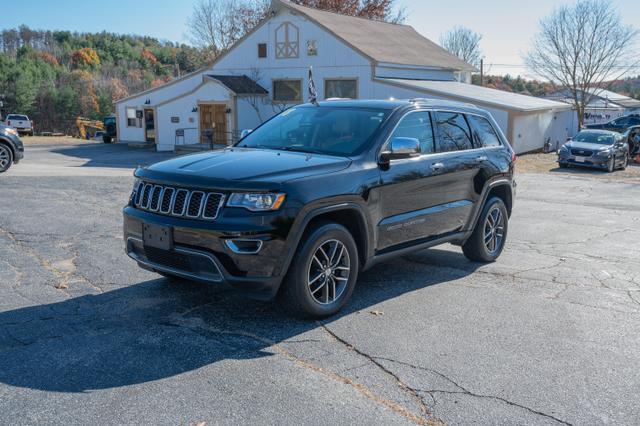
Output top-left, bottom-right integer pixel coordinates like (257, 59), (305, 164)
(308, 66), (318, 105)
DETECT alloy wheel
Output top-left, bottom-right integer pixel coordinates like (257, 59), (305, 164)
(307, 239), (350, 305)
(0, 147), (10, 170)
(484, 207), (505, 254)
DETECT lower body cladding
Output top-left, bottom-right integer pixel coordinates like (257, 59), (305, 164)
(123, 207), (286, 300)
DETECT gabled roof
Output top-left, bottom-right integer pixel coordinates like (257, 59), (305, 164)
(207, 75), (268, 95)
(380, 79), (573, 112)
(273, 0), (476, 72)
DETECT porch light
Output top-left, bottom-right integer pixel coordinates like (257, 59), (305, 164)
(144, 99), (151, 104)
(192, 106), (198, 112)
(225, 108), (232, 114)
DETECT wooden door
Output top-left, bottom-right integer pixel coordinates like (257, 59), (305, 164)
(199, 104), (227, 144)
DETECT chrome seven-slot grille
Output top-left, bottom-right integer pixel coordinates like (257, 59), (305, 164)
(134, 182), (225, 220)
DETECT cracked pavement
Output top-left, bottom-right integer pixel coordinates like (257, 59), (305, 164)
(1, 143), (640, 425)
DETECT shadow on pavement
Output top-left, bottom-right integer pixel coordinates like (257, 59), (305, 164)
(50, 143), (180, 169)
(0, 248), (479, 393)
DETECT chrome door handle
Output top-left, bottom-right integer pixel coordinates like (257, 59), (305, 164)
(476, 155), (488, 162)
(431, 162), (445, 170)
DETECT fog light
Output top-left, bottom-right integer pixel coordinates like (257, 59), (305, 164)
(225, 239), (263, 254)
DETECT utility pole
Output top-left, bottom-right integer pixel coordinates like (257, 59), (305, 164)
(480, 59), (484, 86)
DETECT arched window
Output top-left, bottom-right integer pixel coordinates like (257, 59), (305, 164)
(275, 22), (299, 59)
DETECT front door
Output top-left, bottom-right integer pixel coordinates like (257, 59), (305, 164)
(199, 104), (228, 144)
(144, 109), (155, 143)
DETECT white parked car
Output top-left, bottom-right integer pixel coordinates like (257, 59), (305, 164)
(3, 114), (34, 136)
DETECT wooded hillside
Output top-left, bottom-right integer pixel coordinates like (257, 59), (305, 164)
(0, 27), (206, 133)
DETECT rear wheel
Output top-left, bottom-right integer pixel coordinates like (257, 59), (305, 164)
(462, 197), (509, 262)
(0, 144), (13, 173)
(103, 136), (112, 144)
(280, 222), (358, 318)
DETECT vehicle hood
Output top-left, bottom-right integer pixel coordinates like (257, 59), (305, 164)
(136, 148), (351, 190)
(563, 141), (612, 151)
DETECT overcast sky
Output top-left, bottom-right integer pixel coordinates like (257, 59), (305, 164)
(1, 0), (639, 78)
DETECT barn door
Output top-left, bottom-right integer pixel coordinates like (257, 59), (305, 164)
(199, 104), (228, 144)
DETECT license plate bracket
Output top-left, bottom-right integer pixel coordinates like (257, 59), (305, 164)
(143, 223), (173, 250)
(574, 156), (587, 163)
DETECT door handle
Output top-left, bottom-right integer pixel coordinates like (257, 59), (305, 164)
(476, 155), (488, 162)
(431, 162), (445, 171)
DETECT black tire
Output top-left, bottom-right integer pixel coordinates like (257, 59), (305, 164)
(462, 197), (509, 263)
(103, 136), (112, 144)
(607, 157), (615, 173)
(620, 154), (628, 170)
(558, 162), (568, 168)
(279, 222), (359, 319)
(0, 144), (13, 173)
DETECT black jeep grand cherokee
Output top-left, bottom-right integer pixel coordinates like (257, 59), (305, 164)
(124, 99), (516, 318)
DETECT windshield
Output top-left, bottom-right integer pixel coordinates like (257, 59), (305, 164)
(237, 106), (390, 156)
(7, 115), (28, 121)
(574, 131), (615, 145)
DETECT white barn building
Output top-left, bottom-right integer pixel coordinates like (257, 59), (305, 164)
(115, 0), (575, 154)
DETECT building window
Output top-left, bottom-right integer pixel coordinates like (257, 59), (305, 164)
(275, 22), (299, 59)
(325, 79), (357, 99)
(307, 40), (317, 56)
(258, 43), (267, 58)
(273, 79), (302, 103)
(126, 107), (139, 127)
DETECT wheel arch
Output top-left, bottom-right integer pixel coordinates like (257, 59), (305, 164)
(281, 203), (372, 278)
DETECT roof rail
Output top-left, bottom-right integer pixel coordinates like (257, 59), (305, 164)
(325, 97), (351, 101)
(408, 97), (477, 108)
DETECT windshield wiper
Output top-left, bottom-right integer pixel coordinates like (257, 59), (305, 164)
(274, 146), (326, 154)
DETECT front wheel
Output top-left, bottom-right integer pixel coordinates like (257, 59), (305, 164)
(0, 144), (13, 173)
(462, 197), (509, 262)
(607, 157), (615, 173)
(279, 222), (359, 318)
(620, 154), (628, 170)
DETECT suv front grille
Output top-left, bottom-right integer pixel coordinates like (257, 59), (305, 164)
(134, 182), (224, 220)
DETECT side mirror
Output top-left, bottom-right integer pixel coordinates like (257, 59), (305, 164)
(240, 129), (253, 139)
(379, 137), (420, 165)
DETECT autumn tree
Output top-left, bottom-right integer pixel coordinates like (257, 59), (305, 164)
(71, 47), (101, 69)
(439, 26), (482, 68)
(525, 0), (638, 127)
(187, 0), (270, 59)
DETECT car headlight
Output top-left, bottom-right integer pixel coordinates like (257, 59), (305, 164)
(596, 150), (611, 157)
(5, 128), (18, 136)
(130, 178), (142, 203)
(227, 193), (286, 211)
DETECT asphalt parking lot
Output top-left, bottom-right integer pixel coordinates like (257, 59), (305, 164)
(1, 142), (640, 425)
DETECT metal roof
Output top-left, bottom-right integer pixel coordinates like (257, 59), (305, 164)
(586, 88), (640, 109)
(207, 75), (268, 95)
(274, 0), (476, 72)
(380, 79), (574, 112)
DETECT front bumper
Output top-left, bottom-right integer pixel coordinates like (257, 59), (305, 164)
(558, 153), (610, 168)
(123, 207), (289, 300)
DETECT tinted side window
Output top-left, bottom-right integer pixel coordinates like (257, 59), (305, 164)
(613, 117), (628, 127)
(467, 115), (502, 147)
(435, 111), (473, 152)
(389, 111), (435, 154)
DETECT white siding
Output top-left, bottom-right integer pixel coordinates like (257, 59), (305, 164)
(155, 82), (233, 151)
(115, 72), (205, 143)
